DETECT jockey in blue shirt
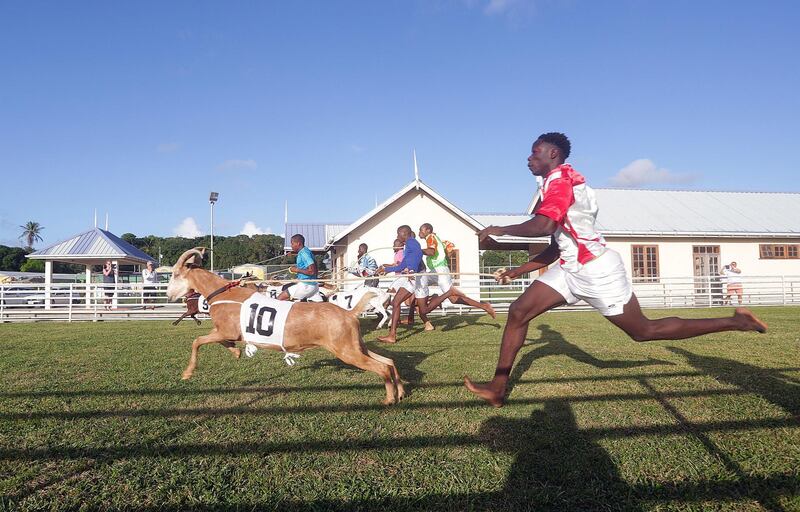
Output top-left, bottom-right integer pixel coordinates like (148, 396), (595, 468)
(278, 234), (319, 301)
(377, 225), (433, 343)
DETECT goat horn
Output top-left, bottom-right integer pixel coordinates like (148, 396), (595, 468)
(176, 248), (205, 268)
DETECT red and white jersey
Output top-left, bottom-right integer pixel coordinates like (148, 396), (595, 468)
(535, 164), (606, 272)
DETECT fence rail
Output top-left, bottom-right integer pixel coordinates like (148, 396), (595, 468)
(1, 274), (798, 323)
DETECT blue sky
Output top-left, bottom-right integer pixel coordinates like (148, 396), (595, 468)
(1, 0), (798, 248)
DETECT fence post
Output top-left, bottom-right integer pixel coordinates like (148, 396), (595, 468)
(68, 284), (73, 323)
(0, 286), (4, 321)
(782, 276), (786, 305)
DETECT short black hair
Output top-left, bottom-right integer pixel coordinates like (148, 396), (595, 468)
(359, 243), (368, 251)
(291, 234), (305, 245)
(421, 223), (433, 232)
(536, 132), (571, 159)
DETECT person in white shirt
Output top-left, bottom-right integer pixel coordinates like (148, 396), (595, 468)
(722, 261), (743, 305)
(142, 261), (159, 309)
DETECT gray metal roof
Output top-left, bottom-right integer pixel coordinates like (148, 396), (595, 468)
(28, 228), (156, 263)
(504, 189), (800, 238)
(592, 189), (800, 236)
(284, 223), (348, 251)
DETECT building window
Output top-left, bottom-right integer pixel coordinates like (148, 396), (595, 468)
(447, 249), (460, 284)
(632, 245), (659, 282)
(760, 244), (800, 259)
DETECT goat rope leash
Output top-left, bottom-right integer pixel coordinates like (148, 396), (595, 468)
(204, 280), (242, 303)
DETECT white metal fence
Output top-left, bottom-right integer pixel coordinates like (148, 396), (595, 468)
(1, 275), (799, 323)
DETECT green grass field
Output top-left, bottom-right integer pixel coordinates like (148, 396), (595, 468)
(1, 307), (798, 511)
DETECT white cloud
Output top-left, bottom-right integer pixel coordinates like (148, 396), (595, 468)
(217, 159), (257, 171)
(239, 221), (272, 237)
(156, 142), (180, 153)
(484, 0), (514, 14)
(478, 0), (537, 17)
(609, 159), (697, 188)
(173, 217), (204, 238)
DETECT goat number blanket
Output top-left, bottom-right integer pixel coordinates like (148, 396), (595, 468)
(239, 293), (295, 348)
(198, 295), (210, 313)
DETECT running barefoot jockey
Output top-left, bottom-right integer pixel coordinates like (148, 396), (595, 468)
(376, 225), (433, 343)
(464, 132), (768, 408)
(417, 223), (496, 319)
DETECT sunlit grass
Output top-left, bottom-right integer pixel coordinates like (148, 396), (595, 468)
(0, 307), (798, 511)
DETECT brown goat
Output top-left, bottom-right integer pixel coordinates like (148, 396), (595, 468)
(172, 289), (203, 326)
(166, 248), (405, 404)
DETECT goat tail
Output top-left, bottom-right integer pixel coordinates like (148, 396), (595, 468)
(350, 292), (377, 317)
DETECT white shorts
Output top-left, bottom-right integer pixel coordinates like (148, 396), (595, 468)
(415, 266), (453, 298)
(536, 249), (632, 317)
(286, 281), (319, 300)
(389, 276), (416, 295)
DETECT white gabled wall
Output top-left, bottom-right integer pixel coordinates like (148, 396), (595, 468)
(335, 187), (481, 298)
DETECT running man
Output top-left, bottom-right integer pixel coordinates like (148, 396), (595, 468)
(376, 225), (433, 343)
(464, 132), (767, 407)
(418, 223), (495, 319)
(278, 234), (319, 301)
(386, 237), (416, 326)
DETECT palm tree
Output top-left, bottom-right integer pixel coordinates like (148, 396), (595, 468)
(19, 221), (44, 249)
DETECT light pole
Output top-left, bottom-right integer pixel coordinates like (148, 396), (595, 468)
(209, 191), (219, 272)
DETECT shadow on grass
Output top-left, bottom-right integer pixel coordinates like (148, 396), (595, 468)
(307, 348), (447, 390)
(436, 313), (501, 332)
(668, 346), (800, 419)
(5, 368), (799, 400)
(508, 324), (673, 393)
(20, 399), (796, 511)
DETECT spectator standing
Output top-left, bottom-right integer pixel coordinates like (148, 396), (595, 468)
(722, 261), (744, 305)
(142, 261), (158, 309)
(102, 260), (116, 310)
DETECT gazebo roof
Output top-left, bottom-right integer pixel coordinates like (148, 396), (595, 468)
(27, 228), (156, 266)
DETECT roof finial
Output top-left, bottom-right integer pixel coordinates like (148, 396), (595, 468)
(413, 149), (420, 183)
(284, 200), (288, 224)
(105, 213), (109, 231)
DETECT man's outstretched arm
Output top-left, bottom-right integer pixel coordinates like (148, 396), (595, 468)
(478, 215), (558, 243)
(497, 239), (559, 282)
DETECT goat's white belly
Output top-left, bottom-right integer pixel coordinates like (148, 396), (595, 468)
(239, 294), (295, 348)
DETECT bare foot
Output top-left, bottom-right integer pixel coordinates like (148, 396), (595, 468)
(463, 376), (505, 408)
(483, 303), (496, 319)
(398, 319), (414, 326)
(377, 335), (397, 344)
(734, 308), (768, 333)
(424, 321), (435, 331)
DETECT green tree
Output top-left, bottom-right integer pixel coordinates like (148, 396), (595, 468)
(480, 250), (530, 268)
(19, 221), (44, 250)
(20, 258), (45, 272)
(0, 246), (29, 271)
